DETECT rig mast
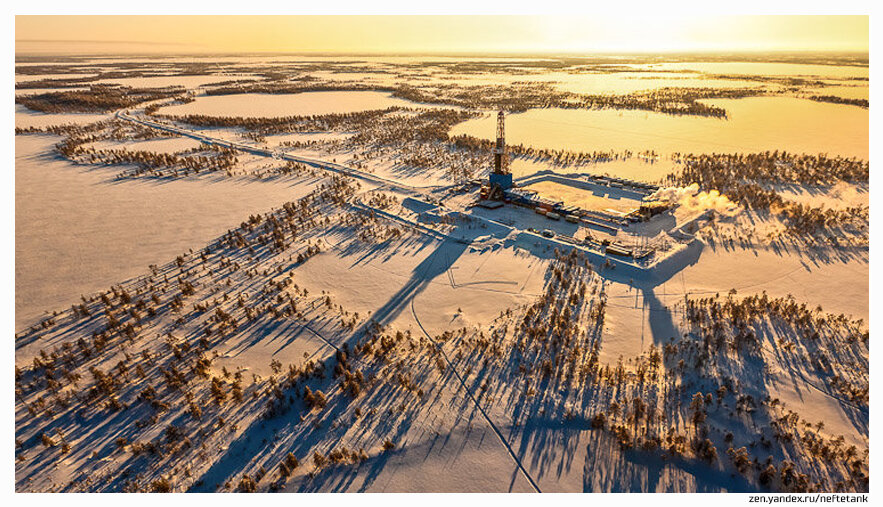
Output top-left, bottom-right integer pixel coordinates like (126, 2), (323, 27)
(493, 109), (508, 174)
(484, 109), (514, 199)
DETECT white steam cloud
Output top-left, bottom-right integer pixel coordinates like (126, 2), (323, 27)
(648, 183), (739, 216)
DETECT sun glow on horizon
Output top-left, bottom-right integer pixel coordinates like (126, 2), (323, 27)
(15, 15), (869, 56)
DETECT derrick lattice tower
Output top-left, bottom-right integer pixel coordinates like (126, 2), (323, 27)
(493, 109), (508, 175)
(486, 109), (513, 196)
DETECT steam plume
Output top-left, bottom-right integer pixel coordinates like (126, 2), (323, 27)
(648, 183), (739, 216)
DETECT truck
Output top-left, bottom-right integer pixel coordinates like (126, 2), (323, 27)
(606, 245), (633, 257)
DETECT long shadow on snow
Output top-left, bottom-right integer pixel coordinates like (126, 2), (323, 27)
(368, 238), (470, 327)
(190, 237), (471, 491)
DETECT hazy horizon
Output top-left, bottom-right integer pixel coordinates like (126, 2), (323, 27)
(14, 47), (872, 58)
(15, 15), (870, 56)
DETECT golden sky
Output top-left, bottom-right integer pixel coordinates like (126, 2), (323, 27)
(15, 15), (869, 55)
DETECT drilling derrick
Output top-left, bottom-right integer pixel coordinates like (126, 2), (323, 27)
(494, 109), (507, 174)
(486, 109), (513, 197)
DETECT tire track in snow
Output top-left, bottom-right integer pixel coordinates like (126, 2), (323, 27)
(409, 298), (542, 493)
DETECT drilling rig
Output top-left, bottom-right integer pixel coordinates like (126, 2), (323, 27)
(484, 109), (513, 200)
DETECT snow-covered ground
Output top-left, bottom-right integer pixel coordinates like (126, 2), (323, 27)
(84, 137), (204, 154)
(14, 55), (869, 494)
(771, 182), (869, 210)
(15, 135), (323, 330)
(15, 104), (109, 129)
(158, 91), (438, 118)
(450, 97), (869, 160)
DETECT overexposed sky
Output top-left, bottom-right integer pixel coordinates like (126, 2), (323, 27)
(15, 15), (869, 55)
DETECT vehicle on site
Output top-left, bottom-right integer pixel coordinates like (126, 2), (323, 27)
(546, 212), (561, 221)
(541, 229), (555, 238)
(606, 245), (633, 257)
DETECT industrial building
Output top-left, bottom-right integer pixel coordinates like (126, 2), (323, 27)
(475, 109), (676, 260)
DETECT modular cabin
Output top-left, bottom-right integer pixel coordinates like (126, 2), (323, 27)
(606, 245), (633, 257)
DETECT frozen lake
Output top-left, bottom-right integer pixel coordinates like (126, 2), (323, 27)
(628, 61), (869, 79)
(14, 135), (318, 330)
(15, 104), (109, 129)
(158, 90), (435, 118)
(450, 96), (869, 161)
(425, 71), (764, 95)
(94, 74), (260, 89)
